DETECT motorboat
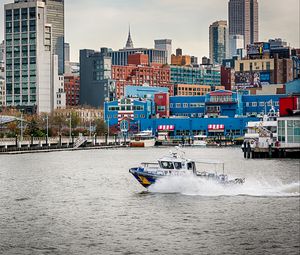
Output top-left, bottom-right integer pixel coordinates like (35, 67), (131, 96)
(129, 149), (245, 188)
(130, 130), (156, 147)
(192, 135), (207, 146)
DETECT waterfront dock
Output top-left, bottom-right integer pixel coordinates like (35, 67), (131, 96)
(0, 135), (127, 154)
(242, 141), (300, 159)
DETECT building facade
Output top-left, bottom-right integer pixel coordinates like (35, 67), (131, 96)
(209, 20), (229, 64)
(154, 39), (172, 64)
(104, 90), (285, 138)
(54, 107), (103, 123)
(174, 84), (211, 96)
(112, 56), (173, 99)
(109, 48), (167, 66)
(229, 34), (245, 58)
(79, 48), (115, 108)
(234, 58), (274, 88)
(4, 0), (63, 113)
(0, 41), (5, 107)
(64, 74), (80, 106)
(43, 0), (64, 75)
(228, 0), (258, 47)
(124, 85), (169, 99)
(170, 65), (221, 88)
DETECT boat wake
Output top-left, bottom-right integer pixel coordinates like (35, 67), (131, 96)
(148, 176), (300, 197)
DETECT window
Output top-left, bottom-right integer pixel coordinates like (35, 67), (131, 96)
(252, 102), (257, 107)
(246, 102), (250, 107)
(240, 63), (244, 72)
(140, 114), (145, 118)
(157, 106), (166, 111)
(183, 103), (188, 108)
(161, 161), (174, 169)
(176, 103), (181, 108)
(259, 102), (265, 107)
(266, 62), (270, 71)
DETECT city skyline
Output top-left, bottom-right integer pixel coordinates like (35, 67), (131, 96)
(0, 0), (299, 62)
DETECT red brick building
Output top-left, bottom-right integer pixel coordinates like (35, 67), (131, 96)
(112, 53), (173, 98)
(64, 75), (80, 106)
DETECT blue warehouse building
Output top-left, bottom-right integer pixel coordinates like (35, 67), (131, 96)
(104, 90), (286, 138)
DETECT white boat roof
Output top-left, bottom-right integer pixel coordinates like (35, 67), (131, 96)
(194, 135), (207, 138)
(247, 121), (277, 128)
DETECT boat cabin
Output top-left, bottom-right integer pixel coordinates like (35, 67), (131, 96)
(157, 155), (196, 172)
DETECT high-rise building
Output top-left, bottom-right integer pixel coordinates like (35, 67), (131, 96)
(209, 21), (229, 64)
(154, 39), (172, 64)
(64, 42), (70, 62)
(4, 0), (65, 113)
(228, 0), (258, 47)
(229, 34), (245, 57)
(15, 0), (65, 74)
(43, 0), (64, 74)
(80, 48), (115, 108)
(0, 41), (5, 107)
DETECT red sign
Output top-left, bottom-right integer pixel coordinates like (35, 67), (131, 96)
(208, 124), (225, 131)
(158, 125), (175, 131)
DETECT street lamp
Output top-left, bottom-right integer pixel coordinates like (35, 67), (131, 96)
(43, 114), (49, 145)
(66, 115), (72, 141)
(20, 110), (24, 142)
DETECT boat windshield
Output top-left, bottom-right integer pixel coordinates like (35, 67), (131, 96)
(160, 161), (174, 169)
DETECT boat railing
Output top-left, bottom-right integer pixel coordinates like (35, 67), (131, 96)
(141, 162), (160, 169)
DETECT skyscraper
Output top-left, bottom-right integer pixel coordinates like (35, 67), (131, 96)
(154, 39), (172, 64)
(4, 0), (65, 113)
(209, 21), (229, 64)
(14, 0), (65, 74)
(43, 0), (64, 74)
(228, 0), (258, 47)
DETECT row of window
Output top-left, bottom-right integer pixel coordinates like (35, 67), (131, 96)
(170, 103), (205, 108)
(6, 8), (36, 21)
(107, 114), (145, 119)
(108, 105), (144, 111)
(245, 101), (279, 107)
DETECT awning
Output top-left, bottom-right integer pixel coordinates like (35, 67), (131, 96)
(208, 124), (225, 132)
(158, 125), (175, 131)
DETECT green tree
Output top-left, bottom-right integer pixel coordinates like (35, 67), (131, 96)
(51, 114), (66, 134)
(70, 111), (81, 129)
(95, 119), (107, 135)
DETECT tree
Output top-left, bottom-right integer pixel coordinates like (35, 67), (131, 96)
(95, 119), (107, 136)
(51, 114), (66, 134)
(70, 111), (81, 129)
(25, 115), (45, 137)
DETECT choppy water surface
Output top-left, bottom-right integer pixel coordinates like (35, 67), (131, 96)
(0, 147), (299, 255)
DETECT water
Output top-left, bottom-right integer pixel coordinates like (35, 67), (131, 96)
(0, 147), (299, 255)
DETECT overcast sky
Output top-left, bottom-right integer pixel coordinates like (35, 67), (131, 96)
(1, 0), (299, 62)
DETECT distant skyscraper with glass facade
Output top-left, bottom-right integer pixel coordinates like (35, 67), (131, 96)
(209, 21), (229, 65)
(4, 0), (65, 113)
(228, 0), (258, 47)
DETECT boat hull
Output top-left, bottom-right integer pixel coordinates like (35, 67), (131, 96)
(129, 168), (160, 188)
(130, 139), (156, 148)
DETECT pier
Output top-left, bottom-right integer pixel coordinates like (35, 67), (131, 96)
(242, 141), (300, 159)
(0, 135), (127, 154)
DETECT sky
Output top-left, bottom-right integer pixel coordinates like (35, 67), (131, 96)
(0, 0), (299, 62)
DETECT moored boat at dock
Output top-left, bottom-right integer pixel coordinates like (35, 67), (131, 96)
(129, 130), (156, 147)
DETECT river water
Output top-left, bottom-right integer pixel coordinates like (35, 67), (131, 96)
(0, 147), (299, 255)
